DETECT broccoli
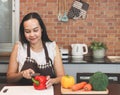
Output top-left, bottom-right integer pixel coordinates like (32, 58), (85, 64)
(89, 72), (109, 91)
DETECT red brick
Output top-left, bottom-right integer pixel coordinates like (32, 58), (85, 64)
(20, 0), (120, 56)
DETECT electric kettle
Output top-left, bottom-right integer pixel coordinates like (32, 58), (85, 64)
(71, 44), (88, 56)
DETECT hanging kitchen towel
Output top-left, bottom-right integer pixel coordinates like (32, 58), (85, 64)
(67, 0), (89, 20)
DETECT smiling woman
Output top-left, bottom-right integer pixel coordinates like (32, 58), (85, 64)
(7, 12), (65, 87)
(0, 0), (19, 52)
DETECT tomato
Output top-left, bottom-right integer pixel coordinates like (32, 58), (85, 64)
(61, 75), (75, 89)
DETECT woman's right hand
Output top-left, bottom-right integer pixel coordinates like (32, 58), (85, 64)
(21, 68), (35, 79)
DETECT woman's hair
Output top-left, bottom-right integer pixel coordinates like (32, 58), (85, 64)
(19, 12), (52, 44)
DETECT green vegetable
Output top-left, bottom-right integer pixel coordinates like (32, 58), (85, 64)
(89, 72), (109, 91)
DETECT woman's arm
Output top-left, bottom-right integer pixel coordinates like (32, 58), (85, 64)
(7, 43), (36, 83)
(7, 43), (23, 82)
(54, 44), (65, 82)
(46, 44), (65, 87)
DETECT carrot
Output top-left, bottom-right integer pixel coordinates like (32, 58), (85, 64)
(71, 81), (87, 91)
(83, 83), (92, 91)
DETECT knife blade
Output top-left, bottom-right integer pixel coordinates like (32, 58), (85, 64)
(30, 73), (40, 77)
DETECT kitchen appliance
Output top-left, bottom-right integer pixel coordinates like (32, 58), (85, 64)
(71, 44), (88, 58)
(60, 48), (69, 59)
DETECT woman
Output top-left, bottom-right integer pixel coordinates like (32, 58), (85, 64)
(7, 12), (65, 87)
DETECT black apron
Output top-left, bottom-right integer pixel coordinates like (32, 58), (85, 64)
(19, 42), (56, 85)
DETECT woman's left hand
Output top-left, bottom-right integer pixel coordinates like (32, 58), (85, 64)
(46, 76), (55, 88)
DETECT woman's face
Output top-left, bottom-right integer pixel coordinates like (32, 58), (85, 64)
(23, 18), (42, 44)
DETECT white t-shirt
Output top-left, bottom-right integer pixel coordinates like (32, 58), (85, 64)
(17, 41), (56, 72)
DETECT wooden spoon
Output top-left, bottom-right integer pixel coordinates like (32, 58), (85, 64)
(58, 0), (62, 21)
(61, 0), (68, 22)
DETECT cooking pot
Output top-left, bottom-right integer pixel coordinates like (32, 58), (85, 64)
(71, 44), (88, 56)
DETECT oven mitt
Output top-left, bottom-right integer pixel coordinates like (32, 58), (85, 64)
(68, 0), (89, 20)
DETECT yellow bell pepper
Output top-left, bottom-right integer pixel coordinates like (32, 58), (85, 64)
(61, 75), (75, 89)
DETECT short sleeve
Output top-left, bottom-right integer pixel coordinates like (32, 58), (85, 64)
(16, 41), (27, 71)
(45, 41), (57, 63)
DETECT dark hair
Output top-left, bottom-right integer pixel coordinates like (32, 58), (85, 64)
(19, 12), (52, 44)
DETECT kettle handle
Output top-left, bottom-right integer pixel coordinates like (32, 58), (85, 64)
(82, 44), (88, 54)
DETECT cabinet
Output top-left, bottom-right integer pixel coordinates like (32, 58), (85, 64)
(0, 56), (9, 83)
(0, 57), (9, 73)
(0, 73), (7, 83)
(63, 57), (120, 83)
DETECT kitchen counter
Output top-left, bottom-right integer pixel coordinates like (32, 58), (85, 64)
(1, 56), (120, 64)
(62, 56), (120, 82)
(62, 56), (120, 64)
(0, 56), (120, 83)
(0, 83), (120, 95)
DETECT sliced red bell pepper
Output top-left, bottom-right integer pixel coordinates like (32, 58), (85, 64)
(32, 75), (47, 90)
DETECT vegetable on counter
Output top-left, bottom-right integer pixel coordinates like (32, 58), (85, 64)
(71, 81), (87, 91)
(83, 83), (92, 91)
(61, 75), (75, 89)
(89, 71), (109, 91)
(32, 75), (47, 90)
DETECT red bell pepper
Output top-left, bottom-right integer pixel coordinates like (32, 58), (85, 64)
(32, 75), (47, 90)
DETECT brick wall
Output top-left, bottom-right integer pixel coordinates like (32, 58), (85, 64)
(20, 0), (120, 56)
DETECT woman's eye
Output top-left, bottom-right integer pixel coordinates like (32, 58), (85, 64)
(34, 29), (39, 32)
(25, 30), (30, 33)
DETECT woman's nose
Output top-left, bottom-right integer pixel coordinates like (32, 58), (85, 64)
(30, 31), (34, 36)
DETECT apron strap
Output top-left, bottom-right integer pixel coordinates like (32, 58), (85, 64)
(27, 43), (30, 57)
(42, 42), (50, 63)
(42, 42), (56, 76)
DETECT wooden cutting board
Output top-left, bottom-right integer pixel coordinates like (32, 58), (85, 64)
(61, 87), (109, 94)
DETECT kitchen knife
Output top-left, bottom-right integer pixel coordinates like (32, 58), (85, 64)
(30, 73), (40, 77)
